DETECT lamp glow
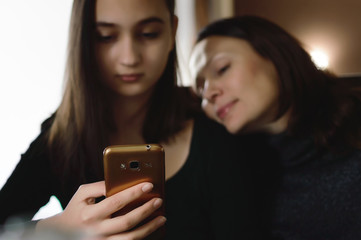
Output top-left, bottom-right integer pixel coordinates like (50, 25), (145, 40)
(310, 50), (329, 70)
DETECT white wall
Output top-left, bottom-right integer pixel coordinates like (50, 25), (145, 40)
(0, 0), (73, 220)
(175, 0), (196, 86)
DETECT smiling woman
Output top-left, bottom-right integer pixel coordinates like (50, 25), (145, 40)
(190, 36), (284, 134)
(190, 15), (361, 239)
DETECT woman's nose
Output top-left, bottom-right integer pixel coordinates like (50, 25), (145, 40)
(202, 80), (222, 103)
(116, 36), (140, 67)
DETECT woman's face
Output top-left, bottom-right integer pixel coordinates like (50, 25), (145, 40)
(190, 36), (288, 134)
(95, 0), (176, 98)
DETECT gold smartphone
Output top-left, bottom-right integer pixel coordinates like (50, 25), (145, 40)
(103, 144), (165, 238)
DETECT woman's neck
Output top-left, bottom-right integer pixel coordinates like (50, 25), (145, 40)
(109, 92), (152, 145)
(265, 110), (291, 134)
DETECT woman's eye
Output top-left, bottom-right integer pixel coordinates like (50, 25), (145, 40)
(140, 32), (160, 39)
(96, 34), (116, 43)
(217, 65), (230, 75)
(98, 36), (115, 42)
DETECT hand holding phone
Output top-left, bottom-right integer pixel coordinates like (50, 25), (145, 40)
(36, 181), (166, 239)
(103, 144), (166, 239)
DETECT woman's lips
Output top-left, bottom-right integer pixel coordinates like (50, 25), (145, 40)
(118, 74), (143, 82)
(216, 100), (237, 120)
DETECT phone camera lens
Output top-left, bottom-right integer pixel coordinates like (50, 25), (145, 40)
(129, 161), (140, 169)
(120, 163), (126, 170)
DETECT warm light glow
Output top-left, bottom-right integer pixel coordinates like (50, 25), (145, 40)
(310, 50), (329, 70)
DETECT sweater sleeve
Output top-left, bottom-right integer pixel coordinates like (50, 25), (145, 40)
(0, 118), (58, 225)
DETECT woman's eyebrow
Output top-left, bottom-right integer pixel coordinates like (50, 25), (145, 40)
(95, 22), (115, 28)
(95, 17), (164, 28)
(138, 17), (165, 26)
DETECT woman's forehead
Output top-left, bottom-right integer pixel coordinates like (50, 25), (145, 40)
(189, 37), (246, 76)
(95, 0), (170, 25)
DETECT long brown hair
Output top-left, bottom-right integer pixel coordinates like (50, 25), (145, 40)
(48, 0), (199, 190)
(196, 15), (361, 151)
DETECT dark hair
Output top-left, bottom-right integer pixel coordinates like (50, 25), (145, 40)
(48, 0), (199, 191)
(196, 15), (361, 151)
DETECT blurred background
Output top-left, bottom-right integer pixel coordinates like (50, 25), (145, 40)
(1, 0), (360, 221)
(233, 0), (361, 75)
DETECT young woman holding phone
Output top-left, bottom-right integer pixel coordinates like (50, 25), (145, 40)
(0, 1), (247, 239)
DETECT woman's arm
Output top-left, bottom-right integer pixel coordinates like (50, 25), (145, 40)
(0, 130), (55, 224)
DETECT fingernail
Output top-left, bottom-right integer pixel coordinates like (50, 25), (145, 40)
(142, 183), (153, 193)
(157, 216), (167, 225)
(153, 198), (163, 208)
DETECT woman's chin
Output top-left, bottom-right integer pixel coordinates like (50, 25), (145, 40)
(224, 123), (242, 135)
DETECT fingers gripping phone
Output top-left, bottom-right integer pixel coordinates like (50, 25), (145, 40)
(103, 144), (165, 238)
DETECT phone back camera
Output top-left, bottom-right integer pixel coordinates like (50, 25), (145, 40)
(129, 161), (140, 170)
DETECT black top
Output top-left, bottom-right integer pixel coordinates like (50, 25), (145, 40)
(4, 112), (361, 239)
(165, 114), (259, 240)
(241, 132), (361, 240)
(0, 113), (255, 239)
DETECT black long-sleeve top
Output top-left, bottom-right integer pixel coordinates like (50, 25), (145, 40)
(0, 113), (257, 239)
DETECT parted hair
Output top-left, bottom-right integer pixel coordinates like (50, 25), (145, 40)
(48, 0), (199, 191)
